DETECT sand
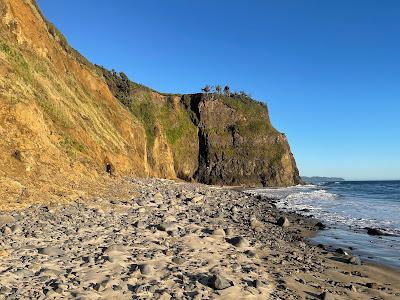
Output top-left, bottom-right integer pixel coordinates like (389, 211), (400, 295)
(0, 177), (398, 299)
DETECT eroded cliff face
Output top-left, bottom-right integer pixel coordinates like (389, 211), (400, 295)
(190, 94), (301, 186)
(100, 69), (302, 187)
(0, 0), (301, 208)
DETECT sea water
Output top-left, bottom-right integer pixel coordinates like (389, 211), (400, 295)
(247, 181), (400, 269)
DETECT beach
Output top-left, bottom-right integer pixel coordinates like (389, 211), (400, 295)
(0, 177), (399, 299)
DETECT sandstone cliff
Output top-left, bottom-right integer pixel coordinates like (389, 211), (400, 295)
(0, 0), (301, 208)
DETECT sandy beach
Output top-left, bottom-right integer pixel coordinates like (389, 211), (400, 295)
(0, 177), (398, 299)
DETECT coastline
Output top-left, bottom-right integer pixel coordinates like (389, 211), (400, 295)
(0, 177), (398, 299)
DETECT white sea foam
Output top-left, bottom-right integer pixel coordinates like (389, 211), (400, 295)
(247, 183), (400, 236)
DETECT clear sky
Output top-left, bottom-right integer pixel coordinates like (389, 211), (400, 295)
(37, 0), (400, 180)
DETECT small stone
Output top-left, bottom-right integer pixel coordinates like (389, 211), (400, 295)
(154, 192), (163, 200)
(135, 221), (146, 229)
(320, 291), (335, 300)
(224, 228), (234, 236)
(315, 222), (326, 230)
(172, 257), (185, 265)
(10, 224), (22, 233)
(189, 195), (204, 203)
(139, 264), (153, 275)
(158, 223), (178, 232)
(335, 248), (350, 256)
(347, 256), (361, 265)
(250, 217), (263, 231)
(229, 236), (249, 248)
(0, 215), (15, 226)
(212, 228), (226, 237)
(366, 282), (377, 289)
(366, 228), (386, 236)
(253, 279), (263, 288)
(244, 250), (257, 258)
(349, 285), (357, 292)
(277, 216), (290, 227)
(38, 246), (64, 256)
(299, 278), (306, 284)
(210, 274), (232, 290)
(2, 227), (12, 235)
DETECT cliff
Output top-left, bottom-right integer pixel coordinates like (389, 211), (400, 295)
(0, 0), (301, 208)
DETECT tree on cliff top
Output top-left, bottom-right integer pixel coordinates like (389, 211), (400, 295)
(223, 85), (231, 96)
(201, 85), (211, 94)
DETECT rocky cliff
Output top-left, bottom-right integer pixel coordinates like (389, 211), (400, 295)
(0, 0), (301, 208)
(99, 70), (302, 187)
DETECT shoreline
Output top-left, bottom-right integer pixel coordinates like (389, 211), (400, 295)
(241, 185), (400, 271)
(0, 177), (399, 299)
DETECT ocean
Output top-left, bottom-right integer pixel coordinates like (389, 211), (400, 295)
(247, 180), (400, 269)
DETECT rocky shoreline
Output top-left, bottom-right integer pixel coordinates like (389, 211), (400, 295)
(0, 177), (399, 299)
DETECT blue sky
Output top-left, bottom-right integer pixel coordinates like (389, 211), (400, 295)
(37, 0), (400, 180)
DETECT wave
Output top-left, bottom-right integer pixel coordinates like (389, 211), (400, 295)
(247, 184), (400, 235)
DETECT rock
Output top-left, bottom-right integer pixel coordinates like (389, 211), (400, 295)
(347, 256), (361, 265)
(299, 278), (306, 285)
(366, 228), (387, 236)
(139, 264), (153, 275)
(154, 192), (163, 200)
(134, 221), (147, 229)
(103, 245), (128, 256)
(349, 285), (357, 292)
(335, 248), (350, 256)
(10, 224), (22, 233)
(244, 250), (257, 258)
(250, 217), (263, 231)
(172, 257), (185, 265)
(315, 222), (326, 230)
(189, 195), (204, 203)
(158, 222), (178, 232)
(37, 246), (64, 256)
(2, 226), (12, 235)
(366, 282), (377, 289)
(212, 228), (226, 237)
(253, 279), (264, 288)
(320, 291), (335, 300)
(229, 236), (249, 248)
(224, 228), (234, 236)
(0, 215), (15, 226)
(210, 274), (232, 290)
(277, 216), (290, 227)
